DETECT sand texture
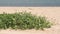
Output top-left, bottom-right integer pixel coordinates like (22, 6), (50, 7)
(0, 7), (60, 34)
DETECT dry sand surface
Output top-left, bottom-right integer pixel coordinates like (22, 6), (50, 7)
(0, 7), (60, 34)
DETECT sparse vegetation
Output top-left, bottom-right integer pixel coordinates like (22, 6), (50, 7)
(0, 12), (52, 30)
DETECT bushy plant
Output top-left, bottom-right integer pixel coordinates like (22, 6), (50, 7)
(0, 12), (52, 30)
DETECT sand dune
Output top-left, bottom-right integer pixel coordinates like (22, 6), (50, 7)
(0, 7), (60, 34)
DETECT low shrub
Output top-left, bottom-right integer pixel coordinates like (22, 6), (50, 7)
(0, 12), (52, 30)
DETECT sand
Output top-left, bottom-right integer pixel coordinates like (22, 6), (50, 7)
(0, 7), (60, 34)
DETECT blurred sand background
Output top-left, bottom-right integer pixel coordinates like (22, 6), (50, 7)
(0, 7), (60, 34)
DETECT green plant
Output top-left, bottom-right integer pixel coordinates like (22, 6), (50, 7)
(0, 12), (52, 30)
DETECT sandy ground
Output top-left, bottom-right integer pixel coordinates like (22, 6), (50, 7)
(0, 7), (60, 34)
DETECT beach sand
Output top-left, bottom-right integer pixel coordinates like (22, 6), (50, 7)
(0, 7), (60, 34)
